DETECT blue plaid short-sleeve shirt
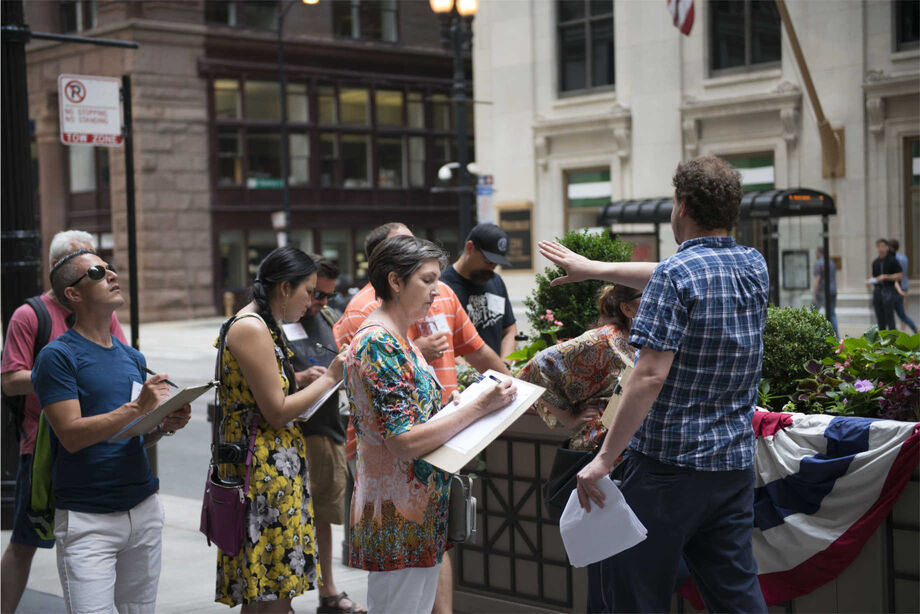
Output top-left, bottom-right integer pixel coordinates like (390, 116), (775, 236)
(628, 236), (768, 471)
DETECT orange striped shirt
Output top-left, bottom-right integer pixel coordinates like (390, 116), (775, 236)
(333, 281), (484, 397)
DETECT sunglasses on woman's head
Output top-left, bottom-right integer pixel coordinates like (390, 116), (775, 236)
(67, 263), (117, 288)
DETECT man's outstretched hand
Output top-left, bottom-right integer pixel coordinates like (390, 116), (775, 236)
(538, 240), (597, 287)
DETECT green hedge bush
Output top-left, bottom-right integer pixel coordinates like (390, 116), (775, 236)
(761, 305), (836, 405)
(523, 230), (633, 339)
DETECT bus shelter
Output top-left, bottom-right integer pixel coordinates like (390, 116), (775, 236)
(597, 188), (837, 308)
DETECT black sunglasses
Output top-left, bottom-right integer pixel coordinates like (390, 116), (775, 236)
(313, 289), (336, 300)
(68, 263), (117, 288)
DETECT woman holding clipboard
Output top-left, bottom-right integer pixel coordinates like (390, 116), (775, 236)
(212, 246), (347, 613)
(344, 235), (515, 614)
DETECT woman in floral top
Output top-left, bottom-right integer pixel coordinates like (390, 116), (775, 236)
(345, 235), (515, 613)
(213, 247), (348, 613)
(518, 284), (641, 450)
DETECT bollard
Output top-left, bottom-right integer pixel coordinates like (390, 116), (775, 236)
(223, 291), (234, 318)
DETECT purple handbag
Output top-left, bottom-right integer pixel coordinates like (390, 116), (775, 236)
(199, 414), (258, 557)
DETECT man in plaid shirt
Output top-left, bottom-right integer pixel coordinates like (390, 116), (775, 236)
(540, 156), (768, 613)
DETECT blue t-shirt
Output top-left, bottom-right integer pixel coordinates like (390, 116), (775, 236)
(32, 329), (158, 513)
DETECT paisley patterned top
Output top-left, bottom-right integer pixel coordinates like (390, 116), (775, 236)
(213, 313), (318, 606)
(344, 323), (452, 572)
(518, 325), (630, 450)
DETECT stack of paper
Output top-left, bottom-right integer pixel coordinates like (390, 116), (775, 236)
(559, 476), (647, 567)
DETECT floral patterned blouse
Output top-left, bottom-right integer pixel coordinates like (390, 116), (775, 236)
(518, 324), (630, 450)
(344, 323), (452, 572)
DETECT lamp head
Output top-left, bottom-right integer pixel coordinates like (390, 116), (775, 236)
(429, 0), (453, 14)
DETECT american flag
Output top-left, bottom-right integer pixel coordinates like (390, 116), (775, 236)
(678, 411), (919, 607)
(667, 0), (694, 36)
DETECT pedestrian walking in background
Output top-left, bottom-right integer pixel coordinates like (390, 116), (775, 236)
(212, 247), (345, 612)
(888, 239), (917, 333)
(540, 156), (769, 613)
(866, 238), (903, 331)
(343, 235), (515, 614)
(812, 247), (839, 337)
(0, 230), (128, 614)
(32, 249), (192, 614)
(288, 255), (366, 614)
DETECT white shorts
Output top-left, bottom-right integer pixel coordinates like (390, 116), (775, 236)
(366, 565), (440, 614)
(54, 493), (164, 614)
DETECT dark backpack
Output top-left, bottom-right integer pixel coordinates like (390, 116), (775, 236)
(1, 296), (52, 443)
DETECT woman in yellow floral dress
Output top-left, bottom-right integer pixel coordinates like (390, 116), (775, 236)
(214, 246), (347, 613)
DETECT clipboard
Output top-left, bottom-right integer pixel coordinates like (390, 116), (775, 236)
(109, 380), (217, 442)
(420, 370), (545, 474)
(601, 348), (635, 430)
(298, 378), (343, 422)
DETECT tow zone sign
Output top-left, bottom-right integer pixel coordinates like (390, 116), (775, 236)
(58, 74), (123, 146)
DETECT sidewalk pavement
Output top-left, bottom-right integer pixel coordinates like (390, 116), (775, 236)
(1, 495), (369, 614)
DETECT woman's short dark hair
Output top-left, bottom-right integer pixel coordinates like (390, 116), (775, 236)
(368, 235), (447, 301)
(596, 284), (640, 329)
(672, 156), (744, 231)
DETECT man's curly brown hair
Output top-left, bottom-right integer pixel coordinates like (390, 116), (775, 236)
(672, 156), (744, 231)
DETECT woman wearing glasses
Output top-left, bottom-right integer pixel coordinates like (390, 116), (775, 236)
(212, 246), (347, 613)
(518, 284), (642, 452)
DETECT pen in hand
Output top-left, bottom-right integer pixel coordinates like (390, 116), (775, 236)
(142, 367), (179, 389)
(314, 342), (340, 355)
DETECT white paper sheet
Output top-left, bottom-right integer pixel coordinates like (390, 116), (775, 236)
(426, 371), (540, 455)
(281, 322), (308, 341)
(298, 379), (343, 422)
(559, 476), (648, 568)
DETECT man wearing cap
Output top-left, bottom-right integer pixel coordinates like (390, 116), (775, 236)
(441, 223), (518, 360)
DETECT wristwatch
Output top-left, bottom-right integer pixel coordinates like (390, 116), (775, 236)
(157, 424), (176, 437)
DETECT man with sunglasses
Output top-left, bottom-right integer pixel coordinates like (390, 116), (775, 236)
(30, 249), (191, 614)
(0, 230), (127, 614)
(287, 255), (366, 614)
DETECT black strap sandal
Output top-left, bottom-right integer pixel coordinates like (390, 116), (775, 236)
(317, 591), (366, 614)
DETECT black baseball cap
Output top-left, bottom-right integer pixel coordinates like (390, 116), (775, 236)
(467, 223), (511, 267)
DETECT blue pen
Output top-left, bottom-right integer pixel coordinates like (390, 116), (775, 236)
(308, 357), (318, 366)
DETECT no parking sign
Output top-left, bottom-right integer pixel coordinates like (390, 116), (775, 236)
(58, 74), (123, 146)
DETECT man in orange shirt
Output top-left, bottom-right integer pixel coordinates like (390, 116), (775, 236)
(334, 222), (510, 614)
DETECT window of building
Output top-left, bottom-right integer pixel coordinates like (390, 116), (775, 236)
(905, 138), (920, 278)
(215, 79), (241, 119)
(244, 80), (282, 120)
(318, 86), (338, 125)
(220, 230), (245, 287)
(290, 133), (310, 186)
(69, 145), (96, 193)
(564, 168), (611, 231)
(376, 90), (403, 126)
(710, 0), (781, 74)
(246, 132), (283, 188)
(430, 94), (451, 131)
(206, 0), (278, 30)
(377, 137), (404, 188)
(557, 0), (615, 94)
(340, 88), (369, 125)
(408, 136), (426, 187)
(287, 83), (309, 123)
(342, 134), (371, 187)
(895, 0), (920, 51)
(407, 92), (425, 129)
(321, 133), (339, 186)
(332, 0), (398, 43)
(60, 0), (96, 34)
(217, 127), (243, 186)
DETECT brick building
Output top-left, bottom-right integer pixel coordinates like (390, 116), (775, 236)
(24, 0), (471, 321)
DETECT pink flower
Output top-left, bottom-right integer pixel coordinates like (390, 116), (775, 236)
(554, 320), (563, 326)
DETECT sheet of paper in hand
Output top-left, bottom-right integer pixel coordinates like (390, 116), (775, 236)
(110, 381), (216, 442)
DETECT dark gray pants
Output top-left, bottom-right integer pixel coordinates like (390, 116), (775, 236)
(589, 452), (766, 614)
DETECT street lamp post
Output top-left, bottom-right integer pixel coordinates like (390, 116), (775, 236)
(277, 0), (318, 246)
(430, 0), (477, 242)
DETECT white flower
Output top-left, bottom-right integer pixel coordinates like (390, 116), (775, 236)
(273, 446), (301, 478)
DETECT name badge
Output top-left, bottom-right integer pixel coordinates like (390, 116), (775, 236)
(282, 322), (308, 341)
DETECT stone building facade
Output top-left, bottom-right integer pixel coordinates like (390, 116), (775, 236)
(24, 0), (468, 321)
(473, 0), (919, 329)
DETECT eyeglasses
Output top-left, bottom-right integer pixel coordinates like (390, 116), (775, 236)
(67, 263), (117, 288)
(313, 289), (336, 300)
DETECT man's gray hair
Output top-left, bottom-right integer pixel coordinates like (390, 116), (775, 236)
(368, 235), (447, 301)
(49, 230), (96, 266)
